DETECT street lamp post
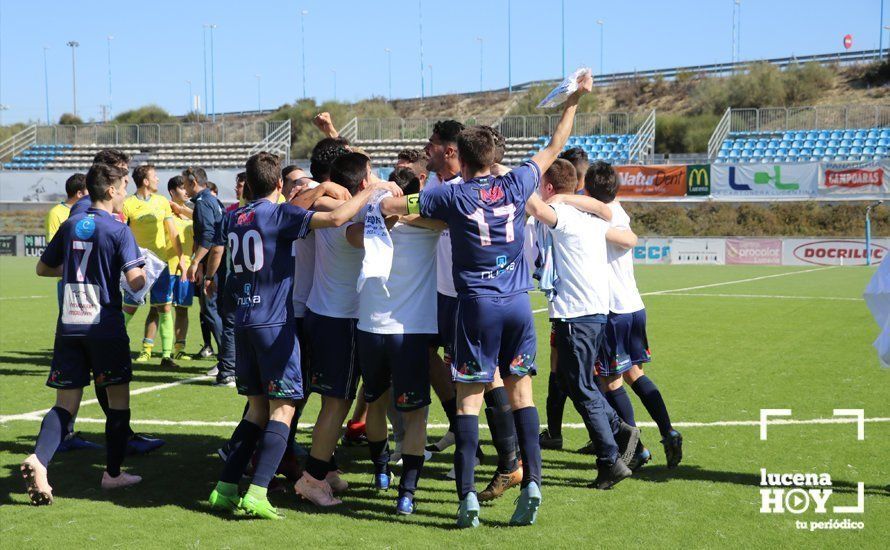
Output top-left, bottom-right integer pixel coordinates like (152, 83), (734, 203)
(507, 0), (512, 93)
(301, 10), (309, 99)
(884, 26), (890, 59)
(255, 74), (262, 111)
(561, 0), (565, 77)
(186, 80), (192, 114)
(107, 36), (114, 118)
(419, 0), (425, 100)
(476, 37), (484, 92)
(43, 46), (50, 124)
(384, 48), (392, 100)
(867, 201), (884, 266)
(209, 23), (217, 121)
(66, 41), (79, 117)
(596, 20), (604, 77)
(202, 25), (209, 117)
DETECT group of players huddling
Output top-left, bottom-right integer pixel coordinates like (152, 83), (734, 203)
(21, 74), (682, 528)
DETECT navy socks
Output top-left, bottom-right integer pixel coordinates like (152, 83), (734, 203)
(398, 454), (425, 500)
(252, 420), (291, 489)
(484, 386), (519, 474)
(368, 439), (390, 476)
(220, 419), (263, 484)
(631, 375), (674, 437)
(513, 406), (542, 488)
(546, 372), (567, 438)
(105, 408), (131, 477)
(453, 414), (479, 499)
(605, 386), (636, 426)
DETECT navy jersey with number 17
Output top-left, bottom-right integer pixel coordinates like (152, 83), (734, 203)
(227, 198), (314, 328)
(420, 161), (541, 298)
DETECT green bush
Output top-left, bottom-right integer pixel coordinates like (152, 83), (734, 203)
(114, 105), (175, 124)
(860, 59), (890, 87)
(655, 113), (719, 154)
(58, 113), (83, 125)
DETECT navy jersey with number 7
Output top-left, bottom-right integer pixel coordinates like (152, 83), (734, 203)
(420, 161), (541, 298)
(226, 199), (314, 328)
(40, 208), (145, 338)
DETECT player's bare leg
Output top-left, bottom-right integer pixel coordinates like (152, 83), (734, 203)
(426, 347), (456, 452)
(22, 388), (82, 505)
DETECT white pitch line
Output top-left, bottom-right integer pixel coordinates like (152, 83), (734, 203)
(647, 292), (860, 302)
(0, 375), (211, 422)
(643, 266), (836, 296)
(0, 295), (49, 301)
(3, 416), (888, 430)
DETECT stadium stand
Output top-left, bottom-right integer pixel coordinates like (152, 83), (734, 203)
(710, 105), (890, 163)
(0, 121), (291, 170)
(344, 110), (656, 167)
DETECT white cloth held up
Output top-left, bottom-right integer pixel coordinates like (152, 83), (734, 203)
(356, 190), (394, 295)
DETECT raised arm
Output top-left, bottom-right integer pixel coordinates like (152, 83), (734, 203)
(546, 193), (612, 222)
(313, 112), (339, 138)
(310, 182), (403, 229)
(290, 181), (351, 210)
(530, 73), (594, 174)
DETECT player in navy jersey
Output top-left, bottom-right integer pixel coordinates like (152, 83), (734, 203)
(382, 72), (594, 528)
(22, 163), (147, 505)
(207, 152), (402, 519)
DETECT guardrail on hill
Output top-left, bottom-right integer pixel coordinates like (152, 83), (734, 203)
(27, 121), (290, 146)
(395, 48), (886, 104)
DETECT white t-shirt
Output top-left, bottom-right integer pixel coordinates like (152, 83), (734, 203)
(546, 203), (611, 319)
(291, 181), (320, 318)
(428, 172), (463, 297)
(607, 201), (645, 314)
(358, 222), (440, 334)
(306, 223), (363, 319)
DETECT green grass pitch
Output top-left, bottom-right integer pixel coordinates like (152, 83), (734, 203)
(0, 257), (887, 548)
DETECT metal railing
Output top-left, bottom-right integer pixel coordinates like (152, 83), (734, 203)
(728, 105), (890, 133)
(708, 108), (732, 159)
(339, 117), (358, 142)
(353, 111), (649, 142)
(30, 121), (290, 146)
(249, 120), (292, 163)
(628, 110), (656, 163)
(394, 48), (887, 104)
(0, 125), (36, 162)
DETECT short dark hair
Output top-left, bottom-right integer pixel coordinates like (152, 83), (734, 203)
(330, 152), (371, 195)
(182, 166), (208, 186)
(544, 159), (578, 194)
(132, 164), (155, 188)
(559, 147), (590, 180)
(207, 181), (218, 194)
(167, 175), (185, 192)
(65, 173), (87, 198)
(310, 137), (351, 181)
(457, 126), (497, 174)
(245, 152), (281, 199)
(85, 163), (128, 202)
(584, 161), (620, 203)
(397, 148), (424, 163)
(388, 167), (421, 195)
(236, 171), (247, 184)
(431, 120), (465, 144)
(479, 125), (506, 163)
(93, 148), (130, 167)
(282, 164), (302, 180)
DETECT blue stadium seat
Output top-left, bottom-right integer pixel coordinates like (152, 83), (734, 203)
(812, 147), (823, 157)
(803, 140), (815, 148)
(863, 146), (875, 155)
(852, 138), (864, 147)
(817, 131), (830, 140)
(850, 146), (863, 155)
(837, 147), (849, 156)
(791, 140), (802, 149)
(840, 139), (852, 147)
(881, 129), (890, 139)
(854, 130), (867, 139)
(877, 146), (888, 155)
(865, 138), (877, 147)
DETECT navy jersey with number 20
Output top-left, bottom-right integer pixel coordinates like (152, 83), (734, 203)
(420, 161), (541, 298)
(227, 199), (314, 328)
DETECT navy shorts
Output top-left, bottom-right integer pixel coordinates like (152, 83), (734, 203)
(235, 324), (303, 400)
(552, 317), (606, 404)
(47, 336), (132, 389)
(124, 266), (175, 306)
(357, 331), (433, 412)
(430, 292), (457, 354)
(173, 277), (194, 307)
(305, 310), (360, 400)
(453, 292), (537, 384)
(596, 309), (651, 377)
(294, 316), (311, 389)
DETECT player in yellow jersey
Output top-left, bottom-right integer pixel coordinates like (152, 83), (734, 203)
(167, 176), (196, 360)
(45, 173), (88, 242)
(121, 165), (188, 368)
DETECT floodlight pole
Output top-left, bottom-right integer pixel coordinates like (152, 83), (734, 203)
(867, 201), (883, 266)
(43, 46), (50, 124)
(66, 41), (79, 117)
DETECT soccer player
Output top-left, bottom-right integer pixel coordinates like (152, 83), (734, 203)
(348, 165), (441, 514)
(121, 164), (188, 368)
(225, 172), (246, 213)
(395, 148), (425, 170)
(183, 167), (235, 386)
(208, 152), (400, 519)
(563, 162), (684, 470)
(22, 163), (147, 505)
(167, 176), (196, 361)
(294, 152), (374, 505)
(526, 159), (642, 490)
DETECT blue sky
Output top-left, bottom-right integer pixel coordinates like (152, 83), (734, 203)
(0, 0), (886, 124)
